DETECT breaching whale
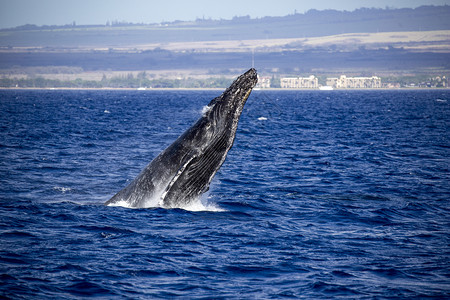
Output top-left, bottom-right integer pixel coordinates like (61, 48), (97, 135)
(105, 68), (258, 208)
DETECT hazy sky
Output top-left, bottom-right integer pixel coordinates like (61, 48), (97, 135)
(0, 0), (449, 29)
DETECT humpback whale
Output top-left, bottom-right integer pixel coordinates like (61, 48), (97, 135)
(106, 68), (258, 208)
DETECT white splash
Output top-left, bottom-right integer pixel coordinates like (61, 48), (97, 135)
(53, 186), (72, 193)
(201, 105), (212, 116)
(106, 193), (225, 212)
(183, 197), (226, 212)
(105, 167), (225, 212)
(106, 199), (135, 208)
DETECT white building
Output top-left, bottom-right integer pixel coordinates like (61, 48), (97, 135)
(256, 76), (271, 88)
(281, 75), (318, 89)
(326, 75), (381, 89)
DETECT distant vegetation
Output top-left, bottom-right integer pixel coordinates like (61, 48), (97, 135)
(0, 73), (233, 89)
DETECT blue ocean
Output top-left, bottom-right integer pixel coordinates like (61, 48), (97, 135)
(0, 89), (449, 299)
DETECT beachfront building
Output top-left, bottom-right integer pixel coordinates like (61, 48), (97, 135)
(256, 76), (271, 88)
(326, 75), (381, 89)
(280, 75), (319, 89)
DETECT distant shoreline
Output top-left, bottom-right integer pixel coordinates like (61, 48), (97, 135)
(0, 87), (223, 91)
(1, 87), (448, 92)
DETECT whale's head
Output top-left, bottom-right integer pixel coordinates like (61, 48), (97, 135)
(203, 68), (258, 138)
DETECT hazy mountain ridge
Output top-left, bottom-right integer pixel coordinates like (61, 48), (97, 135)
(1, 5), (449, 48)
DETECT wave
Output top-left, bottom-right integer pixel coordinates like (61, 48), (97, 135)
(106, 193), (225, 212)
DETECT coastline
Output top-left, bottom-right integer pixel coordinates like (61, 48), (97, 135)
(0, 87), (224, 91)
(0, 87), (448, 91)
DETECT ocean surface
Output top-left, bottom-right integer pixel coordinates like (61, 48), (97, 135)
(0, 89), (449, 299)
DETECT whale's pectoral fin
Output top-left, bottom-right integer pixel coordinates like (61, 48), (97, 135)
(159, 152), (198, 207)
(161, 134), (228, 207)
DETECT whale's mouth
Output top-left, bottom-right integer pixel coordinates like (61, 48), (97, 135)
(229, 68), (258, 98)
(210, 68), (258, 119)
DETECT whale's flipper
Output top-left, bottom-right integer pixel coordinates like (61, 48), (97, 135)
(161, 132), (229, 207)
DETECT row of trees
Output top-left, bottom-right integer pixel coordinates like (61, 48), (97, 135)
(0, 75), (234, 89)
